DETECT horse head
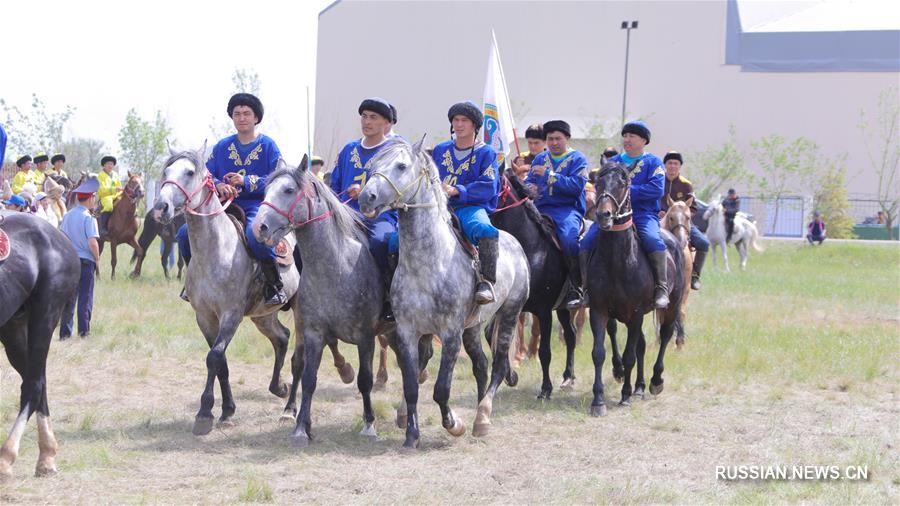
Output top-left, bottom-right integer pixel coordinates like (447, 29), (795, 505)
(124, 172), (145, 201)
(593, 161), (632, 230)
(359, 135), (440, 218)
(255, 156), (313, 245)
(663, 198), (693, 246)
(155, 141), (208, 224)
(703, 194), (723, 221)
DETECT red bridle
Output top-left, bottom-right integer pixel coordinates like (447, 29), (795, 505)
(259, 183), (333, 228)
(160, 173), (233, 217)
(494, 177), (529, 213)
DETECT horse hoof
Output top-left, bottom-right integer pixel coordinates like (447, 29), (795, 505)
(619, 398), (631, 407)
(400, 439), (420, 452)
(396, 412), (408, 430)
(505, 370), (519, 388)
(339, 363), (356, 384)
(447, 418), (466, 437)
(472, 421), (491, 437)
(613, 369), (624, 383)
(373, 380), (386, 391)
(650, 382), (664, 396)
(418, 369), (429, 384)
(279, 411), (296, 423)
(192, 416), (214, 436)
(291, 432), (310, 448)
(271, 383), (290, 399)
(560, 378), (575, 390)
(633, 388), (645, 401)
(0, 467), (12, 483)
(216, 418), (235, 429)
(35, 463), (58, 477)
(359, 423), (377, 438)
(590, 404), (608, 417)
(537, 390), (551, 400)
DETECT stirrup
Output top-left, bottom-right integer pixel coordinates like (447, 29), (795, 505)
(691, 275), (702, 291)
(653, 287), (669, 309)
(180, 287), (190, 302)
(564, 290), (584, 311)
(265, 287), (288, 306)
(474, 281), (495, 305)
(381, 301), (395, 323)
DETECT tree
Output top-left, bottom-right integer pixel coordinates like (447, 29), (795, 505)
(59, 137), (106, 174)
(579, 116), (620, 166)
(690, 125), (752, 202)
(117, 109), (172, 179)
(209, 68), (262, 140)
(811, 158), (855, 239)
(859, 86), (900, 239)
(0, 93), (75, 156)
(751, 134), (820, 234)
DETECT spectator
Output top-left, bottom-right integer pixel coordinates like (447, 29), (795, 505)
(723, 188), (740, 241)
(33, 192), (59, 227)
(59, 177), (101, 339)
(807, 211), (826, 245)
(2, 194), (28, 212)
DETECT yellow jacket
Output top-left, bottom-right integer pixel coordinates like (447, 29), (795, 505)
(11, 170), (33, 194)
(32, 170), (46, 187)
(97, 170), (123, 212)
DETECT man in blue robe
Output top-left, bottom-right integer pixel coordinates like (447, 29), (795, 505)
(176, 93), (287, 305)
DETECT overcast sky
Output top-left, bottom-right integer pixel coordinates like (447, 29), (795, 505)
(1, 0), (332, 166)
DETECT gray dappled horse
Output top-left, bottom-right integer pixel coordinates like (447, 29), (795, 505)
(0, 212), (80, 479)
(253, 155), (393, 447)
(153, 145), (300, 435)
(359, 137), (530, 448)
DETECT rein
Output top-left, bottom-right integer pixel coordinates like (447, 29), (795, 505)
(260, 182), (333, 228)
(494, 177), (529, 213)
(160, 173), (234, 217)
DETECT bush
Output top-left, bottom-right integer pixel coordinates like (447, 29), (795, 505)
(811, 162), (855, 239)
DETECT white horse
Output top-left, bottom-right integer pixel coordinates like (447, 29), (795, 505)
(703, 195), (764, 271)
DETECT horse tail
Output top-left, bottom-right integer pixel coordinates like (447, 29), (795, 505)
(489, 316), (501, 355)
(749, 222), (765, 252)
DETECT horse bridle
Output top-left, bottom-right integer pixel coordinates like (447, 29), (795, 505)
(123, 178), (142, 202)
(160, 172), (233, 217)
(369, 157), (438, 212)
(595, 166), (633, 226)
(494, 176), (529, 213)
(259, 180), (333, 229)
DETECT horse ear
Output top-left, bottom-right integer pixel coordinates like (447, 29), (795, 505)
(166, 138), (177, 157)
(199, 139), (208, 158)
(685, 196), (694, 209)
(298, 154), (309, 173)
(667, 195), (675, 208)
(276, 158), (287, 171)
(412, 134), (427, 154)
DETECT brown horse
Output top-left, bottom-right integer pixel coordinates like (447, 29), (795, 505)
(98, 173), (144, 279)
(661, 197), (694, 349)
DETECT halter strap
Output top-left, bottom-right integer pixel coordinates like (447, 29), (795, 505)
(259, 183), (333, 228)
(607, 218), (633, 232)
(160, 173), (233, 217)
(370, 163), (437, 211)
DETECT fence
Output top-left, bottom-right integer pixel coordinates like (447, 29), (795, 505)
(740, 196), (806, 238)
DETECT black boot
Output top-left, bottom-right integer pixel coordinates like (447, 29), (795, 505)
(381, 253), (398, 323)
(99, 211), (111, 239)
(261, 259), (288, 306)
(563, 255), (585, 310)
(179, 255), (191, 302)
(649, 250), (670, 309)
(691, 249), (707, 290)
(474, 237), (498, 305)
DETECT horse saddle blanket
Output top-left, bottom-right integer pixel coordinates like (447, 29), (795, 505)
(226, 213), (294, 267)
(539, 214), (591, 252)
(0, 227), (9, 262)
(448, 213), (479, 260)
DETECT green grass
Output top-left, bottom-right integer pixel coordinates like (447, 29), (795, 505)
(238, 477), (274, 503)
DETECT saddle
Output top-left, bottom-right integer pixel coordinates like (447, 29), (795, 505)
(448, 213), (479, 260)
(224, 203), (294, 267)
(539, 214), (590, 252)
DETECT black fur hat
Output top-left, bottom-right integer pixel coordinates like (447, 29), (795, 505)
(227, 93), (264, 124)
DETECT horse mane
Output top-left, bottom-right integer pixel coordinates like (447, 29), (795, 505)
(505, 172), (557, 240)
(268, 164), (368, 244)
(368, 137), (451, 224)
(163, 149), (205, 173)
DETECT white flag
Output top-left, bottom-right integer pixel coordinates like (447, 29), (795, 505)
(483, 29), (516, 165)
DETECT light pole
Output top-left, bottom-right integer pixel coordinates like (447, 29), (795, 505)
(620, 20), (638, 129)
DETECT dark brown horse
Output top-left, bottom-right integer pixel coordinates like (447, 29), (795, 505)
(98, 173), (144, 279)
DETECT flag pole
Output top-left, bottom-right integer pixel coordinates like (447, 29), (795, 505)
(306, 85), (312, 159)
(492, 29), (520, 157)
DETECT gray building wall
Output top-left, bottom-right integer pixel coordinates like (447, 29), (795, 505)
(315, 0), (898, 197)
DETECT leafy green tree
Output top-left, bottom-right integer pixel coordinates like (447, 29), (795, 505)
(59, 137), (106, 175)
(117, 109), (172, 179)
(811, 158), (855, 239)
(0, 93), (75, 156)
(689, 125), (752, 202)
(209, 68), (262, 140)
(859, 86), (899, 239)
(752, 134), (819, 233)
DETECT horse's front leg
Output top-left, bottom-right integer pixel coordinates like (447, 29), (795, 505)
(651, 318), (677, 396)
(634, 329), (647, 400)
(128, 236), (144, 279)
(722, 242), (731, 273)
(193, 312), (239, 436)
(356, 335), (377, 438)
(536, 309), (554, 399)
(109, 241), (118, 280)
(558, 308), (577, 389)
(607, 319), (624, 382)
(282, 332), (304, 421)
(390, 329), (421, 449)
(474, 310), (518, 437)
(739, 240), (749, 270)
(434, 327), (466, 438)
(620, 315), (643, 406)
(588, 309), (608, 416)
(291, 332), (325, 448)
